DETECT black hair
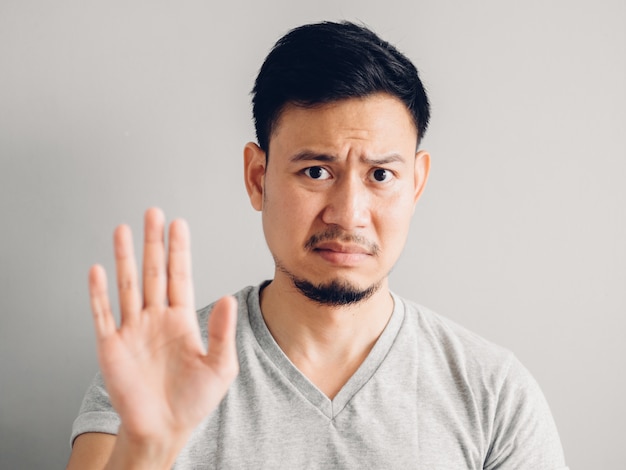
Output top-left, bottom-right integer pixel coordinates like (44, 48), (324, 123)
(251, 21), (430, 153)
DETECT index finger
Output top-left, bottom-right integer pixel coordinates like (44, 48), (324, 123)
(167, 218), (194, 308)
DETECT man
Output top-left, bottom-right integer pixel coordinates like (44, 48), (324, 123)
(68, 21), (568, 469)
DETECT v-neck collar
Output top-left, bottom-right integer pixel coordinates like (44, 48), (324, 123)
(247, 284), (406, 419)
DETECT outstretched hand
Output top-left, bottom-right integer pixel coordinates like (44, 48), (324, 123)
(88, 208), (238, 465)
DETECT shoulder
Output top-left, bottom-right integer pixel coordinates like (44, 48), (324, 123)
(393, 294), (542, 421)
(197, 285), (258, 319)
(396, 294), (516, 376)
(394, 295), (567, 468)
(196, 284), (261, 345)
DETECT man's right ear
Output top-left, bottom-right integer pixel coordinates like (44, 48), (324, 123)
(243, 142), (266, 211)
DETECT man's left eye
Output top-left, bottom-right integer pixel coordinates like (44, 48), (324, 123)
(370, 168), (393, 182)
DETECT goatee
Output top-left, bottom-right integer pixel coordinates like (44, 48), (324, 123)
(292, 277), (380, 306)
(276, 226), (383, 306)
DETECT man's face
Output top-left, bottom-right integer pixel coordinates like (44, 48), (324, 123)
(244, 93), (429, 304)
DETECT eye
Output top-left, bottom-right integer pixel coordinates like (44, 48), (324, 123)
(303, 166), (331, 180)
(369, 168), (393, 183)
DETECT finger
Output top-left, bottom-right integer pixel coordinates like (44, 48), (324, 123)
(142, 207), (167, 307)
(205, 296), (239, 381)
(114, 225), (141, 325)
(88, 264), (116, 339)
(167, 219), (194, 308)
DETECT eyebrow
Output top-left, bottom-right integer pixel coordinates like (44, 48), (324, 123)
(290, 151), (336, 163)
(289, 151), (405, 165)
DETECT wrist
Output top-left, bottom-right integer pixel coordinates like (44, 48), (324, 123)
(105, 426), (190, 470)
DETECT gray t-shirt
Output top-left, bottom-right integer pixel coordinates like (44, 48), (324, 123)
(72, 284), (568, 469)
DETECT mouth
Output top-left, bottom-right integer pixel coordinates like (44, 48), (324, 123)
(312, 241), (373, 266)
(304, 228), (380, 266)
(313, 241), (372, 255)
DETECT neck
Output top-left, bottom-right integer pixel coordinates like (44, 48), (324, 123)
(259, 273), (394, 398)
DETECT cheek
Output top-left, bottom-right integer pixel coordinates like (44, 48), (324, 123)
(379, 182), (415, 213)
(262, 182), (316, 245)
(376, 193), (415, 244)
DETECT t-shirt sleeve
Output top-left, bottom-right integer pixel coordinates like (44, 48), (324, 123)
(484, 355), (568, 470)
(70, 372), (120, 447)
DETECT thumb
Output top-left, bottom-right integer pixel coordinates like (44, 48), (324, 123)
(205, 296), (239, 381)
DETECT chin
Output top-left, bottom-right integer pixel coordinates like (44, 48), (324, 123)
(291, 271), (383, 306)
(274, 256), (387, 306)
(296, 277), (379, 306)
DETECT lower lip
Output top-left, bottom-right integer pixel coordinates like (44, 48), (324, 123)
(314, 249), (370, 266)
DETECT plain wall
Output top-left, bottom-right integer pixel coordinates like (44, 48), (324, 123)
(1, 0), (624, 468)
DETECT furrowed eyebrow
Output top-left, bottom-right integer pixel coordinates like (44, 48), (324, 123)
(289, 151), (405, 165)
(289, 151), (336, 163)
(361, 153), (405, 165)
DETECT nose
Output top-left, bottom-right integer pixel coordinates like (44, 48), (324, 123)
(321, 173), (371, 230)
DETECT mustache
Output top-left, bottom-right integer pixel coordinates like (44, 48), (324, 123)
(304, 227), (380, 256)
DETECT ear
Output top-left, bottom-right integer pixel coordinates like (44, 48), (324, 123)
(412, 150), (431, 207)
(244, 142), (266, 211)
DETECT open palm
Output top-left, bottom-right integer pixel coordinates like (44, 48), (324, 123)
(88, 208), (238, 449)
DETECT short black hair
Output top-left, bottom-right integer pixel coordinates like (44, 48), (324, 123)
(252, 21), (430, 153)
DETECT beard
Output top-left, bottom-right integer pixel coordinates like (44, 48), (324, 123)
(275, 259), (382, 307)
(273, 226), (384, 306)
(292, 276), (381, 306)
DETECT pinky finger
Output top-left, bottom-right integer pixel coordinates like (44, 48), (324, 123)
(88, 264), (117, 339)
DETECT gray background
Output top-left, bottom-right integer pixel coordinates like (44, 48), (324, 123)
(1, 0), (624, 468)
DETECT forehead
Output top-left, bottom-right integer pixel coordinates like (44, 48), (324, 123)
(268, 93), (418, 157)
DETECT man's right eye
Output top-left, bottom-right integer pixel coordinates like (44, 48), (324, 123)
(303, 166), (331, 180)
